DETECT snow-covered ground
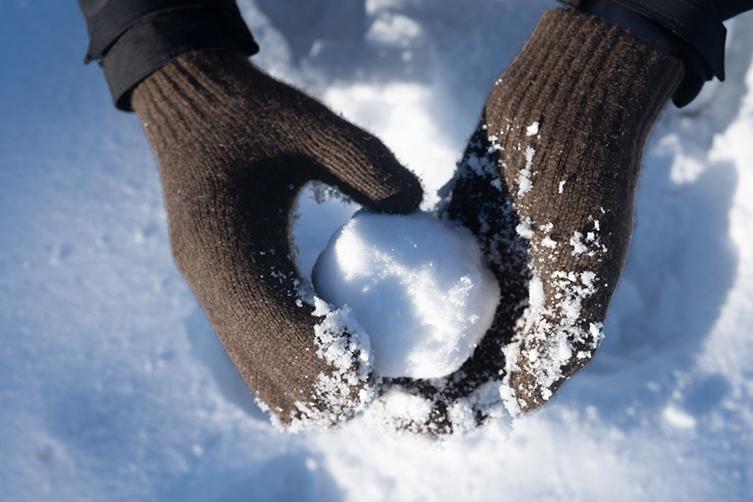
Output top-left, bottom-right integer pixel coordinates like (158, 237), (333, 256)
(2, 0), (753, 500)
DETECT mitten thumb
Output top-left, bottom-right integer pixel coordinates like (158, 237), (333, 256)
(307, 125), (424, 214)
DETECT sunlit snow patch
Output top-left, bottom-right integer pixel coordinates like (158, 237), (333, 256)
(313, 210), (500, 379)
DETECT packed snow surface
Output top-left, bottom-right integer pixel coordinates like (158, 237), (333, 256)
(4, 1), (753, 501)
(312, 210), (499, 379)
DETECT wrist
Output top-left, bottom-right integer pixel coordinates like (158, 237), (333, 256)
(564, 0), (726, 107)
(488, 9), (683, 156)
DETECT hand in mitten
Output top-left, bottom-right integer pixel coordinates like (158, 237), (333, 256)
(449, 8), (684, 415)
(131, 49), (423, 429)
(380, 8), (683, 433)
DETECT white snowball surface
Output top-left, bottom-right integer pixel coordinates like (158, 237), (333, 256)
(312, 210), (500, 379)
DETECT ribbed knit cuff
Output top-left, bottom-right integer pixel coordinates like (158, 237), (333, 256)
(491, 8), (684, 157)
(559, 0), (725, 107)
(131, 51), (243, 150)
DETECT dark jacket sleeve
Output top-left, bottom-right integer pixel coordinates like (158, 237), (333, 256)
(716, 0), (753, 20)
(78, 0), (259, 111)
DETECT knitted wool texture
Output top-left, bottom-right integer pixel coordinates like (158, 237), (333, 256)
(385, 8), (684, 433)
(131, 50), (423, 428)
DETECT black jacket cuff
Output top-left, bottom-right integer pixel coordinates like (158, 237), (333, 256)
(79, 1), (259, 111)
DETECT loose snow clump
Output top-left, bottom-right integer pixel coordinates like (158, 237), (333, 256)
(313, 210), (500, 379)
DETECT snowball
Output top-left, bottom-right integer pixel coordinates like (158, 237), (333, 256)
(312, 211), (500, 379)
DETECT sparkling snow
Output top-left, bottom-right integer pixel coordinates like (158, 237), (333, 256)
(312, 210), (499, 379)
(3, 1), (753, 501)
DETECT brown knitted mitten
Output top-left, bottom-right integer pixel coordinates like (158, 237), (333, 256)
(132, 49), (423, 429)
(381, 8), (683, 433)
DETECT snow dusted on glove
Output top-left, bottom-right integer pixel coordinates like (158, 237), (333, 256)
(131, 49), (423, 429)
(451, 8), (684, 415)
(373, 8), (683, 434)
